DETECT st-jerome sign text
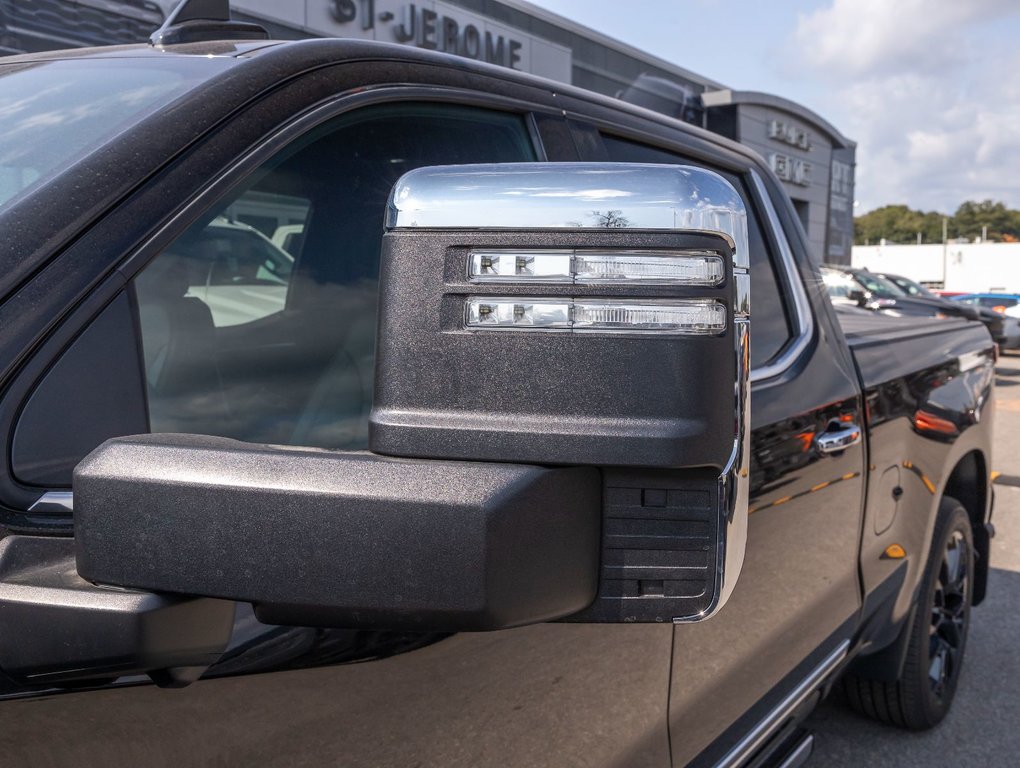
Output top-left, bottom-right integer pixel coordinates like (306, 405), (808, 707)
(332, 0), (524, 69)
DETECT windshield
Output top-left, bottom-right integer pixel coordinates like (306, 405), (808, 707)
(852, 272), (905, 298)
(886, 275), (932, 297)
(0, 58), (230, 209)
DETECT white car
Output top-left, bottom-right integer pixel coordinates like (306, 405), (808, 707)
(179, 217), (294, 327)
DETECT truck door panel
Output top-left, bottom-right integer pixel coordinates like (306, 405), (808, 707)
(2, 623), (672, 768)
(674, 181), (865, 767)
(573, 131), (865, 765)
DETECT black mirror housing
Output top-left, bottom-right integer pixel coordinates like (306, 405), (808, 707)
(372, 163), (751, 621)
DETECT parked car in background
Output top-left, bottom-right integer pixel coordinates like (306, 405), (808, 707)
(951, 293), (1020, 314)
(171, 216), (293, 327)
(271, 223), (305, 256)
(822, 266), (942, 316)
(876, 272), (944, 299)
(950, 293), (1020, 350)
(822, 266), (996, 330)
(821, 266), (894, 311)
(876, 273), (1017, 350)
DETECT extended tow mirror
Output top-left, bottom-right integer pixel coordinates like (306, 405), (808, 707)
(75, 163), (750, 633)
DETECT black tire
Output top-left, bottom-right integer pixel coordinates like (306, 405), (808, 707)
(843, 496), (974, 729)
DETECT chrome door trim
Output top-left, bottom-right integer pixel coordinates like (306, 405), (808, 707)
(748, 170), (814, 384)
(28, 491), (73, 513)
(777, 733), (814, 768)
(713, 640), (849, 768)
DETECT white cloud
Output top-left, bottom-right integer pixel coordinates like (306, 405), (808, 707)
(788, 0), (1020, 213)
(794, 0), (1019, 78)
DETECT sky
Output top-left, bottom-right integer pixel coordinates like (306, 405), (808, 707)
(526, 0), (1020, 215)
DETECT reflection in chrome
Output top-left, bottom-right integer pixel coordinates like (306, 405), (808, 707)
(815, 422), (862, 454)
(735, 272), (751, 317)
(387, 162), (750, 268)
(707, 314), (750, 618)
(749, 170), (814, 383)
(28, 491), (74, 513)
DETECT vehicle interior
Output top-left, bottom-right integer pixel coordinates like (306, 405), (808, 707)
(134, 102), (537, 449)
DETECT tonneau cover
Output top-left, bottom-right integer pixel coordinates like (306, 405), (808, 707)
(833, 306), (993, 389)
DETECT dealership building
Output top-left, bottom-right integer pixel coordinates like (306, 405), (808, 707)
(0, 0), (855, 262)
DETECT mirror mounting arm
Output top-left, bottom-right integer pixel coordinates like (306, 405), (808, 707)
(0, 536), (233, 691)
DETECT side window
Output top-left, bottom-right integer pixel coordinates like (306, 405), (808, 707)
(600, 135), (795, 370)
(134, 103), (537, 449)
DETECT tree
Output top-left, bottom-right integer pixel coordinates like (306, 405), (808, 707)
(589, 209), (631, 228)
(952, 200), (1020, 242)
(853, 205), (942, 245)
(854, 200), (1020, 245)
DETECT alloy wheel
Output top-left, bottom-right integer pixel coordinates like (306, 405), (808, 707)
(928, 530), (969, 699)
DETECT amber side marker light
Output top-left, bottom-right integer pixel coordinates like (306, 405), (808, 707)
(883, 544), (907, 559)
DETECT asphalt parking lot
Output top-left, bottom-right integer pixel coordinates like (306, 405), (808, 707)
(807, 351), (1020, 766)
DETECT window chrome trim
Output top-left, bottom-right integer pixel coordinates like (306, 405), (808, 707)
(748, 170), (814, 383)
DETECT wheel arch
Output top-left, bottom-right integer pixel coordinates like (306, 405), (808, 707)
(850, 440), (990, 684)
(942, 449), (990, 605)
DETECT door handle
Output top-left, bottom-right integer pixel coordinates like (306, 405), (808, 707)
(816, 423), (862, 454)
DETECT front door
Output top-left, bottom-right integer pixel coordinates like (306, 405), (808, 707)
(0, 74), (676, 768)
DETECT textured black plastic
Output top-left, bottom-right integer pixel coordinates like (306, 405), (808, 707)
(564, 468), (719, 622)
(74, 434), (601, 631)
(371, 229), (735, 468)
(0, 535), (233, 686)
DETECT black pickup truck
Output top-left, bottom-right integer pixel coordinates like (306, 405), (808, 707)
(0, 5), (995, 768)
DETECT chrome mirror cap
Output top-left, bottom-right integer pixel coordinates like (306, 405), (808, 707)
(386, 162), (749, 269)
